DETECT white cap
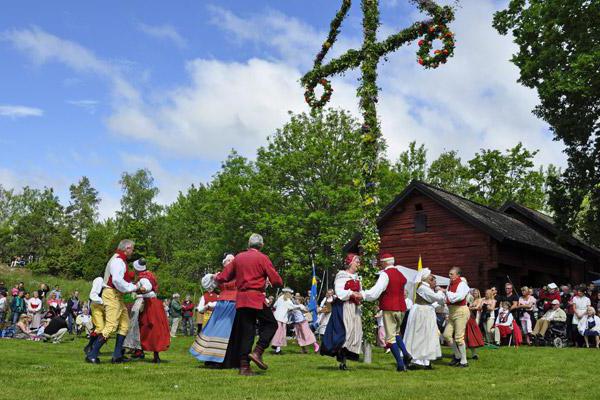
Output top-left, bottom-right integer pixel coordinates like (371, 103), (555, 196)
(282, 287), (293, 293)
(551, 299), (560, 305)
(548, 283), (558, 290)
(133, 259), (146, 272)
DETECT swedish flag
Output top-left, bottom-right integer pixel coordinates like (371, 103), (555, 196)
(308, 264), (318, 326)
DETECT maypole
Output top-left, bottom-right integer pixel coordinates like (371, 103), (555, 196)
(301, 0), (456, 350)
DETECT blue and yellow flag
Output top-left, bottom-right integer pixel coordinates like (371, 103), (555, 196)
(308, 264), (318, 326)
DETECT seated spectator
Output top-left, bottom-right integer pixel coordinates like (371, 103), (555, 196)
(14, 315), (40, 341)
(0, 280), (7, 294)
(10, 290), (26, 324)
(571, 285), (591, 347)
(493, 301), (514, 345)
(41, 315), (69, 344)
(0, 292), (7, 323)
(578, 306), (600, 349)
(47, 292), (60, 316)
(539, 283), (561, 312)
(76, 307), (93, 336)
(532, 299), (566, 338)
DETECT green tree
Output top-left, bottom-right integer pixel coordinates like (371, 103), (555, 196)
(65, 176), (100, 241)
(255, 110), (363, 286)
(465, 143), (546, 209)
(428, 150), (469, 195)
(494, 0), (600, 244)
(395, 141), (428, 185)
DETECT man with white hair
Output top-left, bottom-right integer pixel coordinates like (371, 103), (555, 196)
(442, 267), (470, 368)
(362, 253), (411, 372)
(86, 239), (145, 364)
(214, 233), (283, 376)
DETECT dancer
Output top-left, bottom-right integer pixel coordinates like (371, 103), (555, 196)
(123, 289), (144, 359)
(465, 287), (484, 360)
(190, 254), (239, 366)
(290, 294), (319, 354)
(211, 234), (283, 376)
(84, 276), (105, 354)
(271, 288), (296, 354)
(85, 239), (145, 364)
(197, 288), (219, 331)
(136, 259), (171, 363)
(320, 253), (363, 371)
(316, 289), (335, 338)
(362, 253), (411, 372)
(442, 267), (470, 368)
(405, 268), (445, 370)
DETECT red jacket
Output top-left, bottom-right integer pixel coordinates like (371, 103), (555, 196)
(539, 289), (561, 311)
(181, 300), (195, 318)
(215, 248), (283, 309)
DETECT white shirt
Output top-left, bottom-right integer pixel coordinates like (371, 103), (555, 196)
(196, 296), (217, 313)
(572, 295), (591, 323)
(362, 266), (404, 302)
(0, 297), (6, 311)
(89, 277), (104, 305)
(495, 308), (514, 326)
(445, 280), (470, 304)
(416, 282), (446, 307)
(103, 254), (137, 293)
(138, 278), (156, 298)
(273, 295), (299, 323)
(334, 270), (360, 301)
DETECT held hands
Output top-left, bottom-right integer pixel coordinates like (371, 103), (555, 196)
(352, 291), (363, 301)
(137, 283), (147, 294)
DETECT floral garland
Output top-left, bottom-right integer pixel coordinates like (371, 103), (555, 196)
(417, 22), (455, 68)
(301, 0), (456, 346)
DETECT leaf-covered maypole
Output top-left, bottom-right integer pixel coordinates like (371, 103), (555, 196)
(301, 0), (456, 345)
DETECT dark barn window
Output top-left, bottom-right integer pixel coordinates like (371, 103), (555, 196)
(415, 212), (427, 233)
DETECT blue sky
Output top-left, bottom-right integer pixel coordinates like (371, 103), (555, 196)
(0, 0), (564, 219)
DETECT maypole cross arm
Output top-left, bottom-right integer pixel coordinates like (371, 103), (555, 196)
(301, 0), (456, 110)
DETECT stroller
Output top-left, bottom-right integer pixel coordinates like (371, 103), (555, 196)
(536, 321), (569, 348)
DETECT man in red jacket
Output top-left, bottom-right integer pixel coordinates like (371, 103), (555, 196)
(214, 233), (283, 376)
(362, 253), (411, 372)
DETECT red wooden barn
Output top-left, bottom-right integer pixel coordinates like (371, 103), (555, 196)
(345, 180), (592, 290)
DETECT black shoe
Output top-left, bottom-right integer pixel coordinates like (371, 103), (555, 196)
(424, 365), (433, 370)
(455, 363), (469, 368)
(396, 365), (408, 372)
(85, 357), (100, 364)
(403, 354), (412, 366)
(472, 354), (479, 360)
(111, 357), (131, 364)
(448, 357), (460, 366)
(408, 363), (419, 370)
(339, 363), (348, 371)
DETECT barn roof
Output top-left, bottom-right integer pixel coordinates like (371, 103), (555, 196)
(500, 201), (600, 258)
(345, 180), (584, 262)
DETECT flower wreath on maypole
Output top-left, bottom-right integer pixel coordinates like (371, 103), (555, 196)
(417, 22), (455, 68)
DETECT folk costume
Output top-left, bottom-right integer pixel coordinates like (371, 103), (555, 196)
(86, 249), (141, 364)
(465, 294), (484, 359)
(135, 259), (171, 363)
(27, 296), (43, 330)
(320, 254), (363, 370)
(317, 295), (335, 336)
(494, 305), (522, 346)
(362, 253), (411, 372)
(290, 298), (319, 353)
(123, 294), (144, 356)
(190, 255), (239, 366)
(84, 277), (105, 354)
(213, 241), (283, 375)
(404, 268), (445, 369)
(271, 289), (297, 353)
(197, 290), (219, 328)
(443, 275), (470, 367)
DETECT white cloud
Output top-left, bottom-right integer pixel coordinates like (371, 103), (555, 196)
(67, 99), (99, 114)
(136, 22), (187, 48)
(2, 26), (139, 102)
(0, 105), (43, 118)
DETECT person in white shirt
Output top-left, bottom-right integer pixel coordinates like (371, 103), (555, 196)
(84, 276), (105, 355)
(493, 302), (514, 345)
(532, 299), (567, 339)
(442, 267), (470, 367)
(316, 289), (335, 337)
(571, 286), (591, 332)
(578, 306), (600, 348)
(85, 239), (145, 364)
(270, 288), (298, 354)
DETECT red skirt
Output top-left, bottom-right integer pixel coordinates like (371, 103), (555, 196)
(139, 297), (171, 352)
(465, 317), (484, 348)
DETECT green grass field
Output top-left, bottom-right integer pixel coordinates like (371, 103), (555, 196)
(1, 335), (597, 400)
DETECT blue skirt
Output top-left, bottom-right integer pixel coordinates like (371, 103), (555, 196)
(189, 301), (236, 363)
(320, 299), (359, 361)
